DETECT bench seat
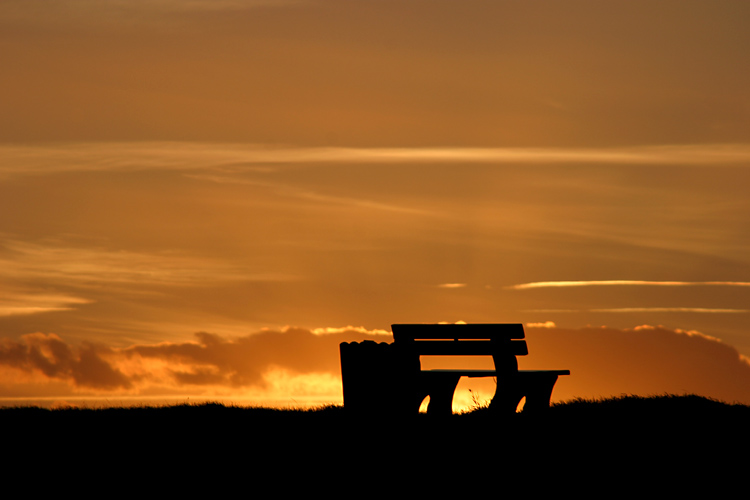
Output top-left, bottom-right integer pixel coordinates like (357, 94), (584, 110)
(424, 369), (571, 377)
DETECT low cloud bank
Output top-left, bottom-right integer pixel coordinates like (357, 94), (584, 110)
(1, 325), (749, 405)
(523, 325), (750, 405)
(0, 333), (131, 391)
(0, 327), (387, 399)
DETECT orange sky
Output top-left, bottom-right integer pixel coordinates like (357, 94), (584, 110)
(2, 1), (750, 409)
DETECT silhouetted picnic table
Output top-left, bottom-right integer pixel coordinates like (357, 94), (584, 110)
(340, 323), (569, 415)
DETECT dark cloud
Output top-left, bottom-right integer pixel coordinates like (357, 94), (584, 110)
(0, 333), (131, 390)
(127, 328), (386, 388)
(523, 325), (750, 405)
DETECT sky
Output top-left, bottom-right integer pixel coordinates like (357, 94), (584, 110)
(2, 0), (750, 410)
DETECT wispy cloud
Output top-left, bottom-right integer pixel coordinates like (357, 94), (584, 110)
(298, 144), (750, 165)
(3, 143), (750, 180)
(0, 239), (295, 292)
(310, 325), (391, 336)
(526, 321), (557, 328)
(437, 283), (467, 289)
(526, 308), (749, 314)
(0, 290), (92, 317)
(1, 0), (298, 22)
(185, 173), (434, 216)
(599, 308), (749, 313)
(509, 280), (750, 290)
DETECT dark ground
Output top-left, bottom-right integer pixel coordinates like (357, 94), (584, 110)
(3, 394), (747, 494)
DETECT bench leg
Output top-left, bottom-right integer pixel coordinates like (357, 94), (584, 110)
(490, 376), (526, 414)
(419, 373), (462, 416)
(522, 374), (559, 413)
(489, 373), (561, 414)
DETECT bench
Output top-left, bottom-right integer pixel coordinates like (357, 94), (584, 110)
(339, 323), (569, 416)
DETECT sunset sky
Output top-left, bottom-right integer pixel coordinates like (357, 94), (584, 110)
(2, 0), (750, 410)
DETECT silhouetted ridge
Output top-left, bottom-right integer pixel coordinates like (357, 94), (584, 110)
(3, 395), (745, 492)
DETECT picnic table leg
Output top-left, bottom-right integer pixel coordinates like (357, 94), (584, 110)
(521, 373), (559, 413)
(420, 373), (462, 416)
(489, 375), (525, 414)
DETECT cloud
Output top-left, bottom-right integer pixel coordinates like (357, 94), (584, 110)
(526, 321), (556, 328)
(522, 325), (750, 405)
(509, 280), (750, 290)
(590, 308), (748, 313)
(1, 325), (750, 407)
(0, 333), (131, 390)
(3, 143), (750, 180)
(0, 238), (296, 290)
(437, 283), (467, 289)
(0, 327), (384, 396)
(183, 174), (434, 216)
(0, 289), (92, 317)
(310, 325), (391, 336)
(1, 0), (298, 24)
(124, 328), (376, 389)
(527, 308), (749, 314)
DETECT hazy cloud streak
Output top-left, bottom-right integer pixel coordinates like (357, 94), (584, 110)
(527, 308), (748, 314)
(510, 280), (750, 290)
(0, 239), (296, 289)
(184, 173), (434, 216)
(593, 308), (749, 313)
(0, 290), (92, 317)
(3, 143), (750, 180)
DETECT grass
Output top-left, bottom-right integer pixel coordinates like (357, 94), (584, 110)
(0, 395), (750, 498)
(3, 392), (747, 423)
(4, 393), (747, 445)
(3, 394), (747, 490)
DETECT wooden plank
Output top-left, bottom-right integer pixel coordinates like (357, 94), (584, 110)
(519, 369), (570, 375)
(391, 323), (525, 341)
(422, 369), (497, 376)
(400, 339), (528, 356)
(423, 369), (570, 376)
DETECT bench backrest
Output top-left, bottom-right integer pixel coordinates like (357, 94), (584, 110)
(390, 323), (528, 372)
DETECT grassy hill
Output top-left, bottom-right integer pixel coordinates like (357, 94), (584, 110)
(3, 394), (746, 492)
